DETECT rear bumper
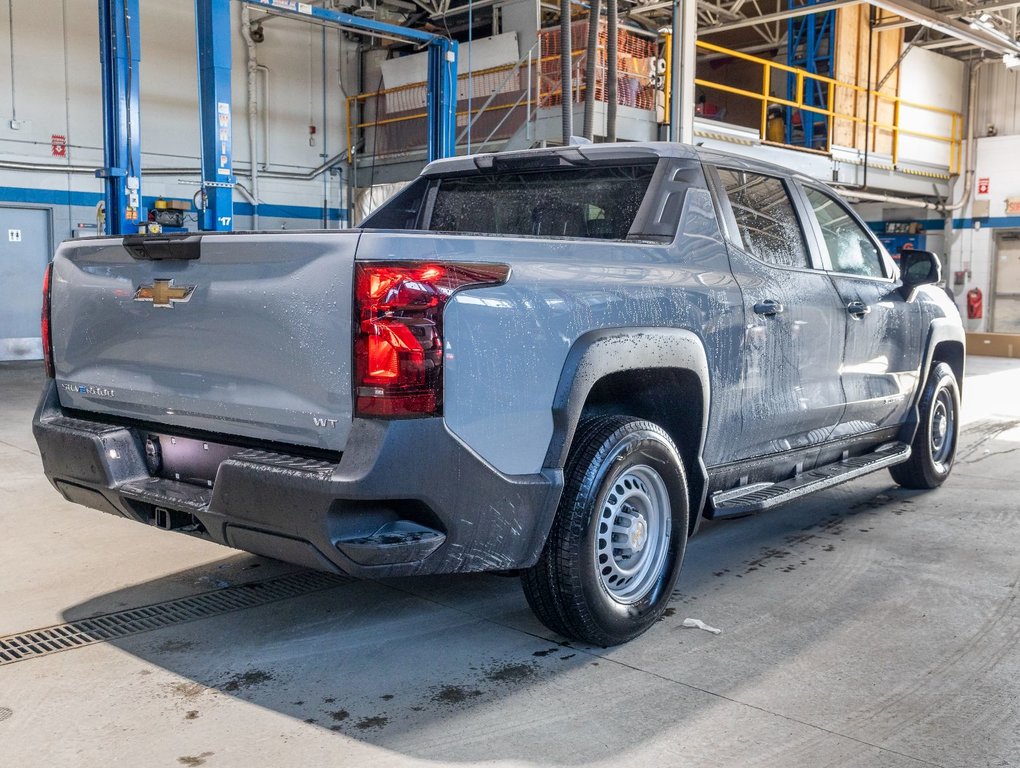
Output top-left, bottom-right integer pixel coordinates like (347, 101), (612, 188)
(32, 380), (563, 578)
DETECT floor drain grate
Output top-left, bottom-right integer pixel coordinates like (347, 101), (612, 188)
(0, 571), (350, 666)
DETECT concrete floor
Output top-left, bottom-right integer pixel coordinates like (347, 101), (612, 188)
(1, 358), (1018, 768)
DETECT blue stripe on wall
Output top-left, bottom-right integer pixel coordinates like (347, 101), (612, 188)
(866, 219), (945, 233)
(868, 217), (1020, 232)
(0, 185), (346, 222)
(951, 216), (1020, 229)
(0, 185), (103, 208)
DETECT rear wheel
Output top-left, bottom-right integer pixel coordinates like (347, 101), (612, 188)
(521, 416), (689, 647)
(890, 362), (960, 489)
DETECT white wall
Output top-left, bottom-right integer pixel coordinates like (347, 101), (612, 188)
(897, 47), (965, 168)
(944, 135), (1020, 332)
(0, 0), (357, 237)
(974, 62), (1020, 138)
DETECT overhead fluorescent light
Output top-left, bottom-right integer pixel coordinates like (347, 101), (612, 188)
(1005, 53), (1020, 69)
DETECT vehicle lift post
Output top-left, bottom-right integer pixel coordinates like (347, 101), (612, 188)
(196, 0), (236, 232)
(97, 0), (143, 236)
(99, 1), (458, 235)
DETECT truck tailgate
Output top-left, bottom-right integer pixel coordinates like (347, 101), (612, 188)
(50, 232), (358, 452)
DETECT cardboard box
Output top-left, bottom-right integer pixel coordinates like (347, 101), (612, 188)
(966, 332), (1020, 358)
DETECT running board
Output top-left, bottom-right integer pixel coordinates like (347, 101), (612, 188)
(708, 441), (911, 519)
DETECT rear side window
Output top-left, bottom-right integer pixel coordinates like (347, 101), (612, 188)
(365, 164), (657, 240)
(359, 178), (428, 229)
(717, 168), (810, 269)
(804, 187), (886, 278)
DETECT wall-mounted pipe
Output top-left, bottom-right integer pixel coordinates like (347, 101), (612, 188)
(256, 64), (271, 167)
(837, 188), (939, 210)
(940, 60), (982, 215)
(0, 152), (346, 182)
(0, 160), (97, 173)
(241, 4), (260, 229)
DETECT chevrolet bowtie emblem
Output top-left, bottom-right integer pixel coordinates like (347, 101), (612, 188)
(133, 278), (195, 308)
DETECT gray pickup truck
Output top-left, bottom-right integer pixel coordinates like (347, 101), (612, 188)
(34, 142), (964, 646)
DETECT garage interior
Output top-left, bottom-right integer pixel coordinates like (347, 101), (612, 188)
(1, 0), (1020, 765)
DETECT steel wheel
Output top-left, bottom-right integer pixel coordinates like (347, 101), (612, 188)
(521, 416), (689, 647)
(595, 465), (672, 604)
(890, 362), (960, 490)
(929, 389), (955, 470)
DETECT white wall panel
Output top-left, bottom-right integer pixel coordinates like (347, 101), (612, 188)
(897, 47), (965, 167)
(974, 64), (1020, 139)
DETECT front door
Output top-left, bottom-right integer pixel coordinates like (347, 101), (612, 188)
(0, 207), (52, 361)
(799, 185), (922, 434)
(712, 167), (847, 462)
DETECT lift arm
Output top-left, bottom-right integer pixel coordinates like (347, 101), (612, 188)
(242, 0), (457, 162)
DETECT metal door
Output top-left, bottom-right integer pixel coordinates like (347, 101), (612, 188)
(992, 234), (1020, 332)
(0, 207), (52, 361)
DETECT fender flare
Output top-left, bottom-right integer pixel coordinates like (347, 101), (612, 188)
(543, 327), (712, 534)
(899, 318), (966, 444)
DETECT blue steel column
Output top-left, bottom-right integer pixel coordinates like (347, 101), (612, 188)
(97, 0), (142, 235)
(786, 0), (835, 149)
(196, 0), (235, 231)
(426, 38), (457, 160)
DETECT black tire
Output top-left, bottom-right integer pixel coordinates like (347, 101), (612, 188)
(521, 416), (689, 647)
(890, 362), (960, 489)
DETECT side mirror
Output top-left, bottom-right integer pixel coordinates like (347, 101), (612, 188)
(899, 249), (941, 300)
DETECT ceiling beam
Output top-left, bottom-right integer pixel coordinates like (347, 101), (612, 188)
(874, 0), (1020, 30)
(699, 0), (1020, 55)
(698, 0), (861, 33)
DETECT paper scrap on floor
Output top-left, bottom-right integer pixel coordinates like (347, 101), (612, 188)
(682, 618), (722, 635)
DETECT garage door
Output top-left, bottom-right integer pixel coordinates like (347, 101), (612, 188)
(0, 207), (52, 361)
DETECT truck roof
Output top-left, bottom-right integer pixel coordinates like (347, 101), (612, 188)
(421, 141), (817, 186)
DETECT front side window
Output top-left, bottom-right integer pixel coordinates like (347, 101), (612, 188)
(804, 187), (886, 278)
(716, 168), (810, 269)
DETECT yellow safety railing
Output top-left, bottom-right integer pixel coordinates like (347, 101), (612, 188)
(347, 62), (526, 159)
(346, 39), (961, 173)
(693, 39), (962, 173)
(345, 51), (582, 159)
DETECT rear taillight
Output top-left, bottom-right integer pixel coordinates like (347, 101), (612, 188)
(41, 262), (54, 378)
(354, 261), (510, 418)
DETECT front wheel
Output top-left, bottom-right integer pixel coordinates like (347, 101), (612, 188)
(521, 416), (689, 647)
(890, 362), (960, 489)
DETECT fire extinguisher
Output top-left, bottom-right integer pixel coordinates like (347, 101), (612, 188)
(967, 287), (983, 320)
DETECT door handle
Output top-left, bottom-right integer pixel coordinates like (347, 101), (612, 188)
(753, 299), (785, 317)
(846, 300), (871, 318)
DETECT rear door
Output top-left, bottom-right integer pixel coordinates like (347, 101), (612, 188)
(709, 165), (847, 460)
(798, 184), (922, 434)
